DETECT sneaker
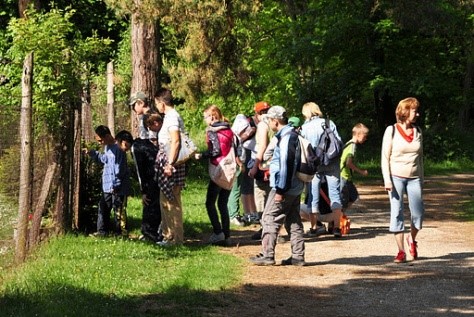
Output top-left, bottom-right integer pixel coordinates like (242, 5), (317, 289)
(251, 228), (263, 240)
(209, 232), (225, 244)
(406, 236), (418, 260)
(308, 225), (326, 236)
(333, 227), (342, 238)
(244, 213), (260, 225)
(230, 217), (245, 227)
(156, 239), (172, 247)
(89, 232), (107, 238)
(394, 250), (406, 263)
(249, 253), (275, 266)
(281, 257), (306, 266)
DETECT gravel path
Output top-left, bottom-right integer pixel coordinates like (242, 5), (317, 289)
(217, 173), (474, 317)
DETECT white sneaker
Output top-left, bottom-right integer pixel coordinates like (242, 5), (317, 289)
(209, 232), (225, 244)
(230, 217), (244, 227)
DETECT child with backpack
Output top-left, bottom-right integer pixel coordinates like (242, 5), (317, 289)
(340, 123), (369, 212)
(195, 105), (238, 245)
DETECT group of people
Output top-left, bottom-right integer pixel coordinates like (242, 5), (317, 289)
(85, 88), (186, 247)
(244, 99), (424, 266)
(85, 90), (425, 265)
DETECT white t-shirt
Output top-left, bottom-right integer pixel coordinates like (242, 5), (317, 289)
(158, 108), (185, 146)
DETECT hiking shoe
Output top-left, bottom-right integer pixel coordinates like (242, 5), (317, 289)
(394, 250), (406, 263)
(308, 225), (326, 236)
(406, 236), (418, 260)
(251, 228), (263, 240)
(249, 253), (275, 266)
(281, 257), (306, 266)
(230, 217), (245, 227)
(333, 228), (342, 238)
(209, 232), (225, 244)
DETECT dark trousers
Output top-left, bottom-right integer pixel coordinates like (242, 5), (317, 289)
(97, 192), (124, 235)
(206, 180), (231, 238)
(141, 182), (162, 242)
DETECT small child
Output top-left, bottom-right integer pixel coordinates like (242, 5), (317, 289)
(85, 125), (129, 237)
(340, 123), (369, 212)
(115, 130), (134, 235)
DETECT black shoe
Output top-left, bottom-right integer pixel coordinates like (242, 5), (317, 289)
(333, 227), (342, 238)
(281, 257), (306, 266)
(251, 228), (263, 240)
(249, 253), (275, 266)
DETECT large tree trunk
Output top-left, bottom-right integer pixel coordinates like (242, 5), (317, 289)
(130, 13), (160, 136)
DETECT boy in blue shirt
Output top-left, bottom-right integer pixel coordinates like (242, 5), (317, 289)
(86, 125), (129, 237)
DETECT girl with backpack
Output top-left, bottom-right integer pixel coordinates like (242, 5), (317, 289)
(195, 105), (238, 245)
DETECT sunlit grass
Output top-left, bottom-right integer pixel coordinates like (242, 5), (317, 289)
(0, 175), (243, 316)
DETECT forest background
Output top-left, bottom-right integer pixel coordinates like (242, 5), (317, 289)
(0, 0), (473, 257)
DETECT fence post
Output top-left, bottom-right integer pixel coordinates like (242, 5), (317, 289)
(15, 52), (34, 263)
(107, 61), (115, 134)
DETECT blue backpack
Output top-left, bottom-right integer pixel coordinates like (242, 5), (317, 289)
(315, 118), (343, 166)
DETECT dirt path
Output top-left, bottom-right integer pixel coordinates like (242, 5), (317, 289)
(218, 174), (474, 317)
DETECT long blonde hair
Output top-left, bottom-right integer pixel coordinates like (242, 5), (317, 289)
(302, 102), (323, 120)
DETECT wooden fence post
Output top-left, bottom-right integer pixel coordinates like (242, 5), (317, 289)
(15, 52), (34, 263)
(107, 61), (115, 134)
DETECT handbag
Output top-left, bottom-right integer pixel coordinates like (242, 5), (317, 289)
(163, 131), (197, 166)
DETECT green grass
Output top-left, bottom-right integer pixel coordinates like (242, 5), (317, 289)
(0, 177), (244, 317)
(0, 159), (473, 316)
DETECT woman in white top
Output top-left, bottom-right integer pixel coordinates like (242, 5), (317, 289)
(381, 97), (424, 263)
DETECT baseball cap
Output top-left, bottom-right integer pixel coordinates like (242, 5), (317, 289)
(254, 101), (271, 114)
(288, 116), (301, 128)
(263, 105), (287, 122)
(129, 91), (147, 106)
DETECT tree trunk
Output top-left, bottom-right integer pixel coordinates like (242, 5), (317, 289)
(107, 61), (115, 134)
(29, 162), (57, 247)
(130, 13), (160, 136)
(16, 52), (34, 263)
(460, 43), (474, 130)
(81, 82), (93, 142)
(72, 107), (82, 230)
(18, 0), (41, 18)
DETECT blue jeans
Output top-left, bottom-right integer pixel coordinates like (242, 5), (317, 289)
(309, 165), (342, 212)
(97, 192), (124, 235)
(206, 180), (231, 238)
(389, 176), (424, 232)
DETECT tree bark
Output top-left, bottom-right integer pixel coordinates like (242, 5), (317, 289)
(16, 52), (34, 263)
(130, 13), (160, 136)
(18, 0), (41, 18)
